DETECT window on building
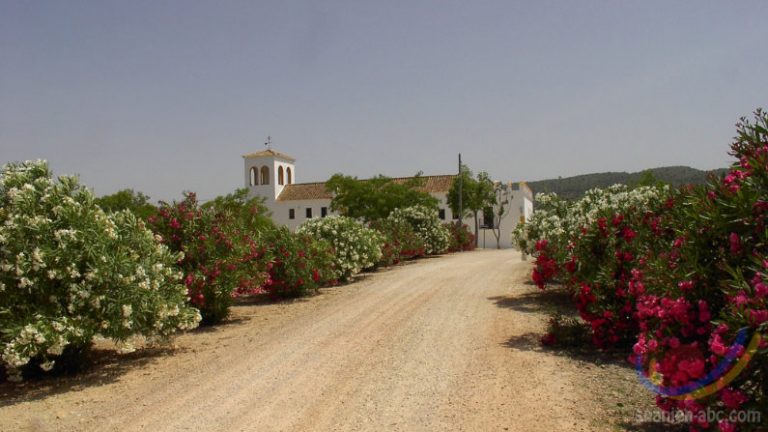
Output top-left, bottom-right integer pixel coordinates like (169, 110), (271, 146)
(278, 166), (284, 185)
(286, 167), (292, 184)
(260, 166), (270, 185)
(306, 208), (312, 218)
(482, 207), (494, 229)
(321, 207), (328, 217)
(289, 208), (295, 220)
(250, 167), (258, 186)
(438, 208), (446, 220)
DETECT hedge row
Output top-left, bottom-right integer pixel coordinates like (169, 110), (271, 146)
(515, 110), (768, 431)
(0, 168), (472, 380)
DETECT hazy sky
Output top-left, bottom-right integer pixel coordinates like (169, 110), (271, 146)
(1, 1), (766, 202)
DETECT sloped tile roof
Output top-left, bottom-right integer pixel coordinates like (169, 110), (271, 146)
(276, 174), (457, 202)
(399, 174), (456, 193)
(242, 148), (296, 162)
(276, 182), (331, 201)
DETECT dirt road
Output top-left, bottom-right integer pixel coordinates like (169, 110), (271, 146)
(0, 249), (643, 431)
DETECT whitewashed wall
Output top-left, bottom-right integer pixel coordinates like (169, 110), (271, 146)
(244, 152), (534, 250)
(264, 191), (532, 249)
(244, 156), (295, 201)
(266, 198), (335, 232)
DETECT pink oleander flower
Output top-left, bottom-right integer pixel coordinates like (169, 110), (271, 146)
(749, 309), (768, 325)
(729, 232), (742, 254)
(709, 334), (728, 356)
(754, 281), (768, 298)
(720, 387), (749, 410)
(718, 420), (736, 432)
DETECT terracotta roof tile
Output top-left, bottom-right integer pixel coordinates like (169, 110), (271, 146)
(276, 182), (332, 201)
(276, 174), (456, 202)
(394, 175), (456, 194)
(242, 149), (296, 162)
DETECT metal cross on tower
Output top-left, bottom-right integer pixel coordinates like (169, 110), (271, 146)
(264, 136), (272, 149)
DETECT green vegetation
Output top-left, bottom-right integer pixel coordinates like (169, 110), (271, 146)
(0, 162), (201, 380)
(202, 188), (274, 233)
(2, 161), (475, 381)
(94, 188), (157, 219)
(518, 109), (768, 431)
(387, 205), (451, 255)
(297, 216), (384, 281)
(446, 166), (495, 247)
(325, 174), (438, 221)
(527, 166), (727, 200)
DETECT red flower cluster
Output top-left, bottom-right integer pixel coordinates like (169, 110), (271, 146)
(149, 192), (270, 324)
(526, 111), (768, 431)
(259, 229), (335, 298)
(532, 240), (558, 289)
(568, 207), (670, 347)
(368, 218), (427, 267)
(444, 222), (476, 253)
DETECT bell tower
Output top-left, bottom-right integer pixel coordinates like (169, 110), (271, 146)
(242, 137), (296, 204)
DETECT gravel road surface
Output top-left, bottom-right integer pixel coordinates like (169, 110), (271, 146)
(1, 249), (620, 431)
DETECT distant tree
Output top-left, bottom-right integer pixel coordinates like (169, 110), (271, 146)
(95, 189), (156, 219)
(202, 188), (274, 232)
(528, 166), (725, 201)
(447, 167), (495, 247)
(487, 183), (514, 249)
(326, 174), (438, 221)
(631, 169), (667, 188)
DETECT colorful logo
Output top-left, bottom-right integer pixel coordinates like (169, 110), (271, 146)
(635, 328), (762, 400)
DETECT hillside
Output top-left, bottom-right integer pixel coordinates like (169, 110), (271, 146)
(527, 166), (727, 200)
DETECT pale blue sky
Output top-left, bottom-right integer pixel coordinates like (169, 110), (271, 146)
(1, 1), (766, 201)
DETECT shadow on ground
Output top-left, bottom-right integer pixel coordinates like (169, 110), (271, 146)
(491, 286), (631, 369)
(488, 286), (573, 314)
(617, 420), (687, 432)
(233, 294), (317, 308)
(0, 345), (183, 408)
(501, 330), (631, 368)
(492, 277), (678, 432)
(191, 314), (258, 333)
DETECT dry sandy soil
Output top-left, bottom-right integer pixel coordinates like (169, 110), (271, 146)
(0, 249), (660, 432)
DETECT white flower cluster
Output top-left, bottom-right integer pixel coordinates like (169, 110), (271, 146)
(0, 161), (201, 379)
(387, 205), (450, 255)
(297, 216), (384, 281)
(514, 185), (669, 254)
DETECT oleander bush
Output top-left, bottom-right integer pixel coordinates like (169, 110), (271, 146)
(517, 109), (768, 431)
(513, 191), (573, 263)
(632, 111), (768, 431)
(297, 216), (384, 281)
(369, 218), (425, 266)
(260, 227), (335, 297)
(445, 222), (475, 252)
(0, 161), (201, 381)
(148, 191), (271, 325)
(515, 184), (672, 347)
(567, 186), (673, 348)
(388, 205), (450, 255)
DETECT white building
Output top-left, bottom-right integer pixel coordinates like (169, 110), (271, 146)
(243, 148), (533, 248)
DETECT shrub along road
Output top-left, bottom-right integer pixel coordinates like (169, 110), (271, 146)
(0, 249), (650, 431)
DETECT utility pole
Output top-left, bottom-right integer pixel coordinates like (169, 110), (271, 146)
(457, 153), (463, 227)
